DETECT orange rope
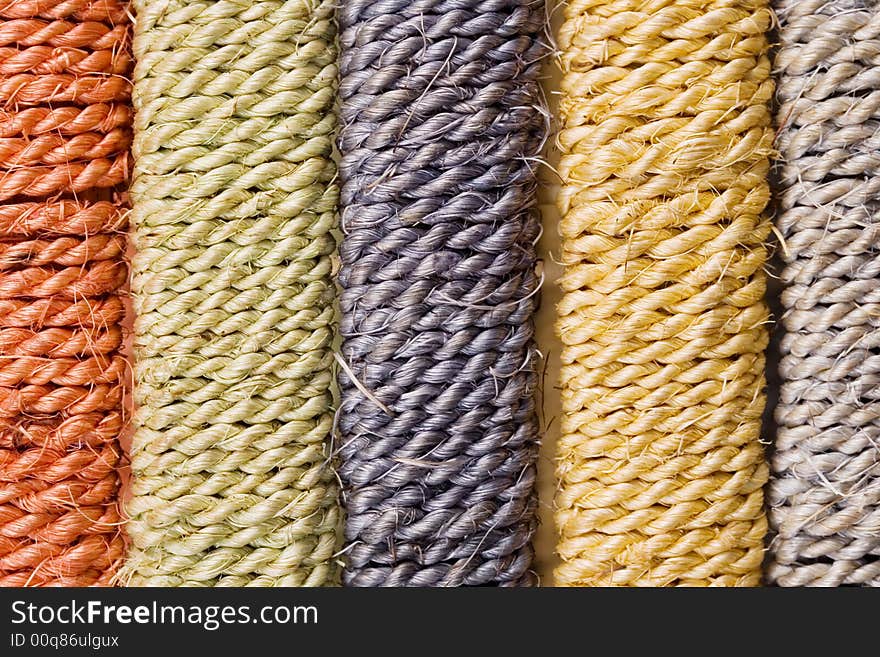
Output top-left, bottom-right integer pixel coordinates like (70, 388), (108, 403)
(0, 0), (130, 586)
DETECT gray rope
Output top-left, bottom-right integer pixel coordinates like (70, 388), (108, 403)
(769, 0), (880, 586)
(336, 0), (547, 586)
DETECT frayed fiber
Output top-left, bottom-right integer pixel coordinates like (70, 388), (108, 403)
(554, 0), (773, 586)
(336, 0), (547, 586)
(124, 0), (340, 586)
(768, 0), (880, 587)
(0, 0), (130, 586)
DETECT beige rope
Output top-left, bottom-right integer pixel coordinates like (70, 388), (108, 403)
(123, 0), (340, 586)
(769, 0), (880, 587)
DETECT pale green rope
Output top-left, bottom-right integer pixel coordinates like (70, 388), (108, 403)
(124, 0), (340, 586)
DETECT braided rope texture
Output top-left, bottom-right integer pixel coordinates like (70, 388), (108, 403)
(554, 0), (773, 586)
(768, 0), (880, 587)
(124, 0), (340, 586)
(0, 0), (130, 586)
(337, 0), (547, 586)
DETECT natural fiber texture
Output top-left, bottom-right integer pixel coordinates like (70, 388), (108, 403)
(336, 0), (546, 587)
(0, 0), (129, 586)
(768, 0), (880, 587)
(124, 0), (340, 586)
(554, 0), (773, 586)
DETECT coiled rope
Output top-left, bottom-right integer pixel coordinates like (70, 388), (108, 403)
(125, 0), (340, 586)
(0, 0), (130, 586)
(554, 0), (773, 586)
(336, 0), (547, 586)
(768, 0), (880, 587)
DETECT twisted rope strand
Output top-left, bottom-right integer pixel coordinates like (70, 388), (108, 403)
(0, 0), (130, 23)
(0, 1), (129, 586)
(554, 0), (773, 586)
(125, 0), (340, 587)
(336, 0), (547, 587)
(0, 201), (128, 236)
(768, 0), (880, 587)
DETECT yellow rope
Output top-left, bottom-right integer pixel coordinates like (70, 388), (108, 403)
(553, 0), (773, 586)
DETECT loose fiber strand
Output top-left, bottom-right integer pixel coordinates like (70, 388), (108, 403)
(554, 0), (773, 586)
(123, 0), (341, 586)
(0, 0), (130, 587)
(768, 0), (880, 587)
(336, 0), (548, 586)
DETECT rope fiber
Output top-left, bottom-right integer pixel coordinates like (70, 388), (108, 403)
(124, 0), (340, 586)
(554, 0), (773, 586)
(336, 0), (547, 586)
(0, 0), (130, 586)
(769, 0), (880, 587)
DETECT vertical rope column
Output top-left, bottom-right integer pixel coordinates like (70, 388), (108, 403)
(769, 0), (880, 587)
(336, 0), (547, 586)
(0, 0), (130, 586)
(125, 0), (340, 586)
(554, 0), (773, 586)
